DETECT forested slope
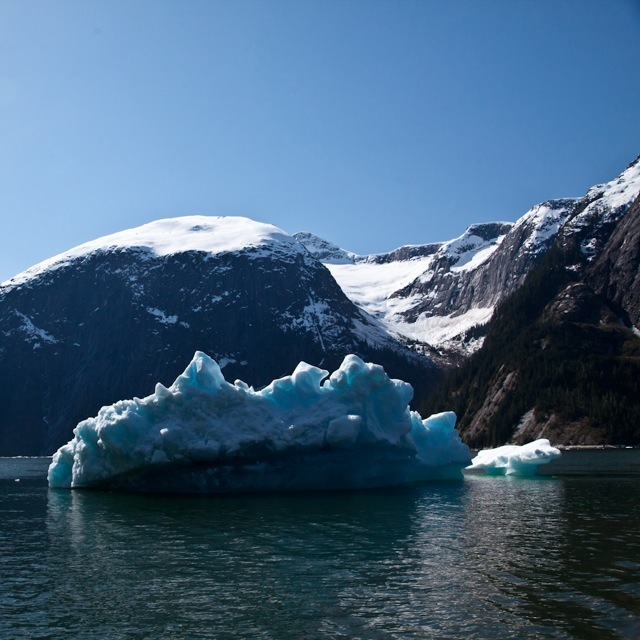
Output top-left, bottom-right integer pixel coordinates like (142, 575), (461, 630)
(421, 193), (640, 447)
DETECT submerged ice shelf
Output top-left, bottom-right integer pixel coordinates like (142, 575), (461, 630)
(48, 352), (472, 492)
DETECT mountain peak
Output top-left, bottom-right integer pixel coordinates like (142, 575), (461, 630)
(292, 231), (356, 264)
(437, 221), (513, 269)
(2, 216), (304, 289)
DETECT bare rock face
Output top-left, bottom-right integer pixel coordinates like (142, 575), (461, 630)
(509, 411), (608, 447)
(588, 193), (640, 327)
(463, 368), (519, 444)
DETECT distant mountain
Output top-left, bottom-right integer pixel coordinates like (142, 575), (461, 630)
(420, 158), (640, 447)
(0, 217), (438, 455)
(291, 232), (356, 265)
(298, 158), (640, 365)
(298, 207), (579, 360)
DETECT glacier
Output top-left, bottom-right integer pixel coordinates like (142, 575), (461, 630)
(48, 352), (471, 492)
(468, 439), (561, 476)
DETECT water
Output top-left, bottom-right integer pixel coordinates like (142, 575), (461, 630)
(1, 459), (639, 639)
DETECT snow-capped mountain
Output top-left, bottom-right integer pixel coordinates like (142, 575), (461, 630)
(291, 232), (356, 265)
(297, 157), (640, 359)
(298, 218), (549, 357)
(0, 216), (438, 455)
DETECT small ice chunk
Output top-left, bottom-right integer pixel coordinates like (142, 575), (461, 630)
(469, 439), (561, 476)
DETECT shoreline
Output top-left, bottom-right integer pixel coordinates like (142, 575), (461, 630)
(4, 448), (640, 479)
(538, 447), (640, 476)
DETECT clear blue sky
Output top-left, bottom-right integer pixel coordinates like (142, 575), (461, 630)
(1, 0), (639, 282)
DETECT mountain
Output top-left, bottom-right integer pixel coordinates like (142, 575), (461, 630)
(419, 158), (640, 446)
(0, 217), (438, 456)
(297, 158), (640, 369)
(298, 205), (579, 360)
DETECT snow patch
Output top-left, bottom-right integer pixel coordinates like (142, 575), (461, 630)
(450, 241), (504, 273)
(394, 307), (494, 348)
(146, 307), (178, 325)
(438, 228), (508, 271)
(14, 311), (58, 345)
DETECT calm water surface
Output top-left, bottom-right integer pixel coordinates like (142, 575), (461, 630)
(1, 458), (639, 639)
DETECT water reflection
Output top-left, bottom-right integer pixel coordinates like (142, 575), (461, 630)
(458, 476), (640, 639)
(1, 466), (639, 639)
(45, 487), (427, 639)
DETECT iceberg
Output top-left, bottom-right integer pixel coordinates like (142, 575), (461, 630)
(468, 439), (561, 476)
(48, 352), (471, 492)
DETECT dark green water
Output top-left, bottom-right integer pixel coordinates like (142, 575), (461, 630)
(1, 458), (639, 639)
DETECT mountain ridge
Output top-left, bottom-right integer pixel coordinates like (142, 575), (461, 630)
(298, 157), (640, 361)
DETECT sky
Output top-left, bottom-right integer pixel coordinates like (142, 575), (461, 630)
(0, 0), (639, 282)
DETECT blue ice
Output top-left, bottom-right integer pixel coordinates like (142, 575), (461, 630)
(48, 352), (471, 492)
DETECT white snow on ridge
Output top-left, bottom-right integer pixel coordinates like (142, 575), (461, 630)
(437, 227), (510, 272)
(568, 157), (640, 233)
(292, 232), (356, 265)
(585, 156), (640, 211)
(449, 238), (507, 273)
(517, 201), (575, 254)
(2, 216), (304, 289)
